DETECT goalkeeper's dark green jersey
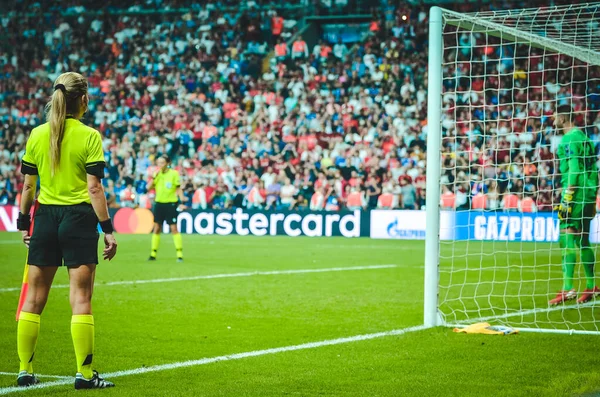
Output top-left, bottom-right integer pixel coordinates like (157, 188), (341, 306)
(556, 128), (599, 203)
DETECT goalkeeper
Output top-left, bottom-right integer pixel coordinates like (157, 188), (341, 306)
(550, 105), (600, 305)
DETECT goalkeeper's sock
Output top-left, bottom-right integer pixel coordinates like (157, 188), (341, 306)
(581, 247), (596, 289)
(560, 233), (577, 291)
(150, 234), (160, 258)
(173, 233), (183, 259)
(71, 315), (94, 379)
(17, 312), (40, 374)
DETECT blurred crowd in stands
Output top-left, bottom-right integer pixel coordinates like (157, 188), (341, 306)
(1, 0), (599, 212)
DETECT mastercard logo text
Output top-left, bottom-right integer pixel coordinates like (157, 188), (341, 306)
(114, 208), (154, 234)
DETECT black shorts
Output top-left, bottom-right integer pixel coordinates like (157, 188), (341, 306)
(28, 203), (99, 267)
(153, 202), (178, 225)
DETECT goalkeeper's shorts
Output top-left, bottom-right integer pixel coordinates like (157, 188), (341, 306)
(560, 202), (596, 232)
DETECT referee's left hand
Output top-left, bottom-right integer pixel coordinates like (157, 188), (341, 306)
(103, 233), (118, 261)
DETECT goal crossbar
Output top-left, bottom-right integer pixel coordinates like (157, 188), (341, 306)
(441, 4), (600, 66)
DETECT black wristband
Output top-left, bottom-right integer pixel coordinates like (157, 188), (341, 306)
(17, 212), (31, 231)
(100, 219), (114, 234)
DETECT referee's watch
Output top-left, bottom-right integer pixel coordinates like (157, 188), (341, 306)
(17, 213), (31, 231)
(100, 218), (114, 234)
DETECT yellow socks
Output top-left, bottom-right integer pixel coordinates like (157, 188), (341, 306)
(17, 312), (40, 373)
(152, 233), (182, 259)
(71, 315), (94, 379)
(151, 234), (160, 258)
(18, 313), (96, 378)
(173, 233), (183, 259)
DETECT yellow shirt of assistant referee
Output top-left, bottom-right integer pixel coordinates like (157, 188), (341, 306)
(153, 169), (180, 203)
(22, 118), (105, 205)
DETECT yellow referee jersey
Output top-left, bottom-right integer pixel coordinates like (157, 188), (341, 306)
(21, 118), (105, 205)
(154, 169), (180, 203)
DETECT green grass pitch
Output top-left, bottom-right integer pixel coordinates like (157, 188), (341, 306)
(0, 233), (599, 396)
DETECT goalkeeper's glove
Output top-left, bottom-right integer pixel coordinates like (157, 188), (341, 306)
(555, 188), (575, 221)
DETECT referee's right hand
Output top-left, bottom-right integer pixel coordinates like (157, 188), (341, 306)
(21, 230), (31, 248)
(103, 233), (118, 261)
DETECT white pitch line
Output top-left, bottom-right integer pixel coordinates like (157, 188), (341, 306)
(0, 263), (568, 293)
(454, 300), (600, 324)
(0, 373), (71, 380)
(0, 324), (428, 395)
(0, 264), (398, 293)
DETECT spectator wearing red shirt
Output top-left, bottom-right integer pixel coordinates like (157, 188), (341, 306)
(203, 121), (218, 141)
(291, 36), (309, 60)
(271, 13), (284, 40)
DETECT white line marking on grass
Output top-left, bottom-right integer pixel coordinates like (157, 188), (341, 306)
(0, 373), (71, 380)
(0, 263), (566, 292)
(0, 324), (428, 395)
(454, 300), (600, 324)
(0, 264), (398, 293)
(205, 240), (422, 250)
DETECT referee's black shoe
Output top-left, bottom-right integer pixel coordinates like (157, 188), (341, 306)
(17, 371), (39, 387)
(74, 371), (114, 389)
(148, 256), (157, 261)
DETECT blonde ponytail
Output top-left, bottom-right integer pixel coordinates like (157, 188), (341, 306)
(45, 72), (89, 176)
(49, 87), (67, 176)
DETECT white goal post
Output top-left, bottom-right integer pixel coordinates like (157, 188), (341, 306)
(425, 3), (600, 334)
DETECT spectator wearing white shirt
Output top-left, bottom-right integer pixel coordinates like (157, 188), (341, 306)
(260, 167), (276, 188)
(333, 39), (348, 61)
(279, 178), (296, 210)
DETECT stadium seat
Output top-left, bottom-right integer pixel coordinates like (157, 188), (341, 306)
(471, 193), (487, 210)
(503, 194), (520, 211)
(440, 191), (456, 209)
(519, 197), (537, 213)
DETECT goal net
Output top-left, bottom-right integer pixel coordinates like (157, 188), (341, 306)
(425, 3), (600, 334)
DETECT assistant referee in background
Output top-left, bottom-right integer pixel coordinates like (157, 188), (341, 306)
(16, 72), (117, 389)
(147, 155), (185, 262)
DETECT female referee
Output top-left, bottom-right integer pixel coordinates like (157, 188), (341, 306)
(147, 155), (185, 262)
(16, 72), (117, 389)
